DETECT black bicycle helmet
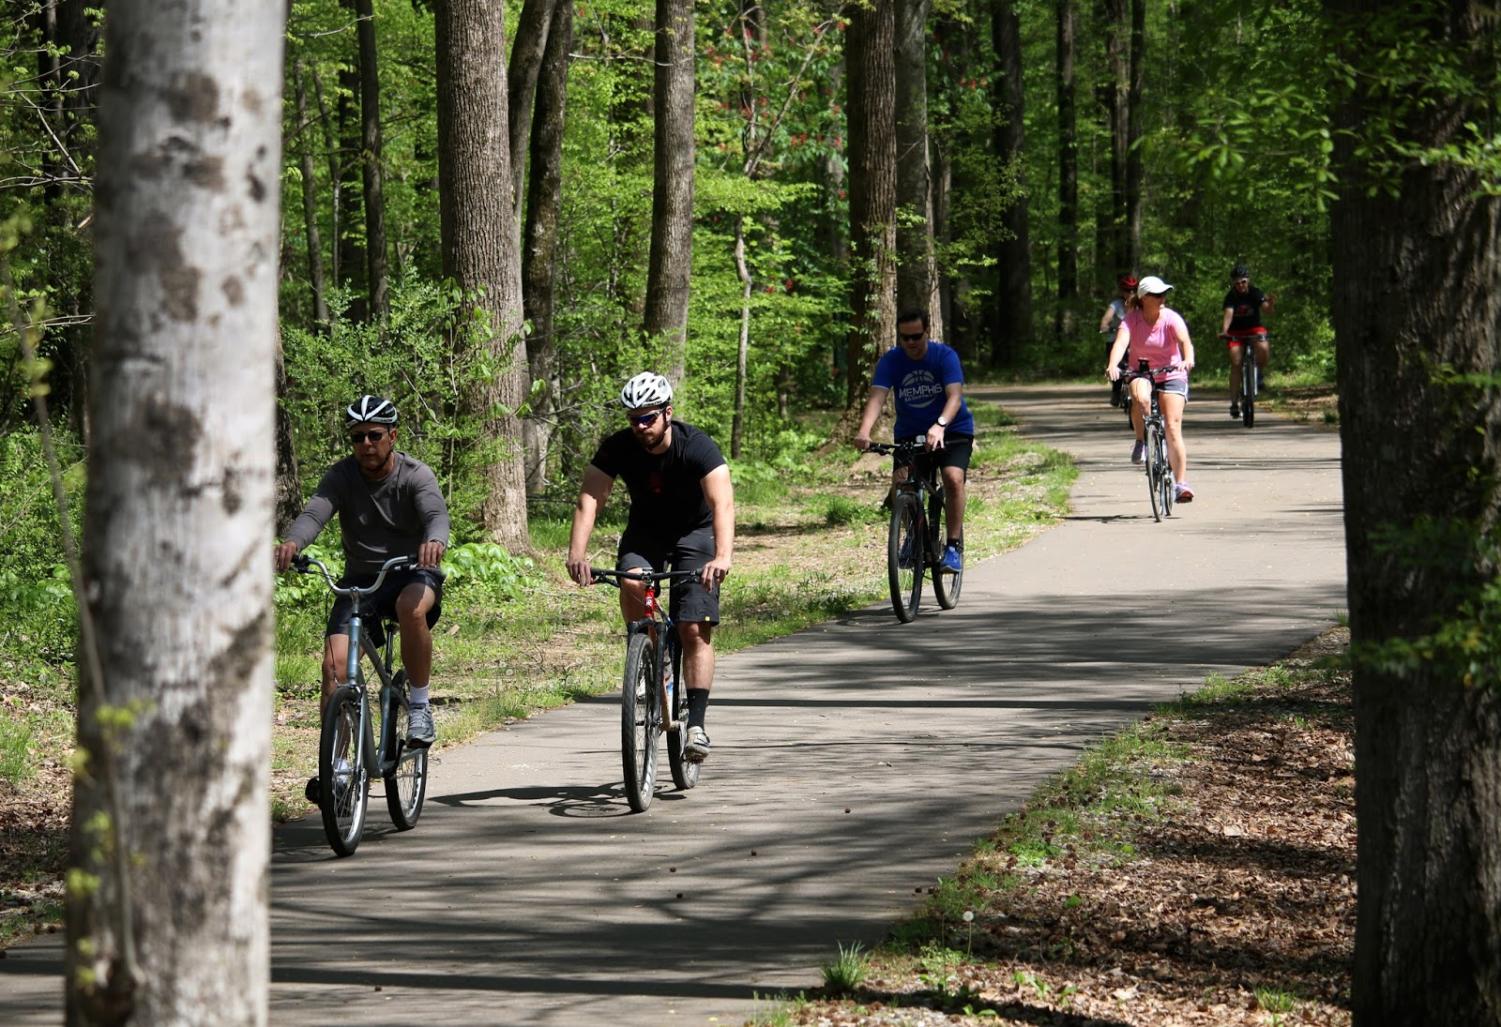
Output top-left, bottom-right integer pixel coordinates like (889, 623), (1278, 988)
(1230, 264), (1250, 281)
(345, 395), (398, 426)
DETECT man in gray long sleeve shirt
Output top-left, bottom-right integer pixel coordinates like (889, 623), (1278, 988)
(275, 396), (449, 787)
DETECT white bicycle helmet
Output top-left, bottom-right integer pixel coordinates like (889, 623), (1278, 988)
(619, 372), (673, 410)
(345, 394), (398, 426)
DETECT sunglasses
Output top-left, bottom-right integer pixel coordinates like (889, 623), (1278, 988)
(349, 430), (389, 444)
(899, 331), (925, 342)
(629, 409), (665, 428)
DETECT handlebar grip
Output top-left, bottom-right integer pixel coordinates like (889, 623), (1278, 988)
(292, 554), (311, 572)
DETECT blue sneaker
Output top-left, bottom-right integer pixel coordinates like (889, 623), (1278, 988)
(1131, 440), (1145, 465)
(898, 535), (915, 569)
(941, 544), (963, 574)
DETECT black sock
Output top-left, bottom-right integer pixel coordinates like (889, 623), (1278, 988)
(686, 688), (710, 730)
(947, 538), (964, 551)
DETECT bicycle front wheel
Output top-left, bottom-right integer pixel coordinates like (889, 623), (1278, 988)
(1145, 430), (1163, 522)
(1157, 433), (1175, 518)
(663, 637), (700, 792)
(621, 630), (660, 812)
(887, 492), (922, 622)
(319, 684), (369, 857)
(384, 674), (428, 830)
(1243, 361), (1257, 427)
(929, 490), (962, 610)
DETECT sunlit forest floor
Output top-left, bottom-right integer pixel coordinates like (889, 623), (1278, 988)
(753, 629), (1354, 1027)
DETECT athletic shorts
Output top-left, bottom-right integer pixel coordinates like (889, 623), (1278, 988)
(325, 567), (444, 639)
(617, 525), (721, 626)
(1127, 375), (1189, 399)
(1224, 331), (1268, 347)
(894, 433), (974, 476)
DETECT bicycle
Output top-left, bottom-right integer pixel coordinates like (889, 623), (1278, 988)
(1222, 331), (1270, 428)
(868, 439), (962, 622)
(293, 553), (429, 856)
(588, 568), (702, 812)
(1123, 362), (1178, 522)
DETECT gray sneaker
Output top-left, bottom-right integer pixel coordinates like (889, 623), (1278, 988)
(407, 704), (436, 748)
(684, 726), (711, 763)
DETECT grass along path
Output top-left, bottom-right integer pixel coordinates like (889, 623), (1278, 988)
(0, 396), (1074, 948)
(753, 628), (1355, 1027)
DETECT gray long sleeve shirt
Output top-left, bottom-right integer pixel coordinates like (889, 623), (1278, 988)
(285, 453), (451, 577)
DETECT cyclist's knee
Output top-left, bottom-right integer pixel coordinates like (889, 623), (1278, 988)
(679, 621), (712, 649)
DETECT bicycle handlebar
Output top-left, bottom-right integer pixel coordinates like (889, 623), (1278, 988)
(866, 437), (930, 456)
(1125, 364), (1182, 378)
(588, 567), (701, 588)
(292, 553), (414, 597)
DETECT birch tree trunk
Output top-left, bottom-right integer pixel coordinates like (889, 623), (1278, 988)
(521, 0), (571, 494)
(642, 0), (695, 385)
(68, 0), (283, 1021)
(354, 0), (389, 321)
(843, 0), (897, 411)
(1330, 2), (1501, 1022)
(436, 0), (530, 550)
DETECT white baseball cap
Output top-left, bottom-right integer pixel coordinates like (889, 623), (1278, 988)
(1136, 275), (1173, 298)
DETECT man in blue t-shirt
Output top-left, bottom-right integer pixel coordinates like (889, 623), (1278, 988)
(854, 308), (975, 573)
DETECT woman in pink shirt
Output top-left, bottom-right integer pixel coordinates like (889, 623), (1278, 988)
(1104, 276), (1197, 502)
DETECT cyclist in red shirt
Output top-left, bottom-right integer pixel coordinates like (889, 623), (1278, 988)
(1220, 264), (1276, 420)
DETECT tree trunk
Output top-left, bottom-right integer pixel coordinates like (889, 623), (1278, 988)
(1331, 4), (1501, 1024)
(894, 0), (936, 329)
(508, 0), (556, 222)
(436, 0), (530, 550)
(642, 0), (695, 385)
(521, 0), (571, 494)
(843, 0), (897, 411)
(730, 218), (752, 458)
(354, 0), (389, 321)
(1125, 0), (1144, 268)
(990, 0), (1032, 367)
(310, 68), (342, 287)
(292, 57), (331, 330)
(274, 339), (303, 534)
(1054, 0), (1077, 344)
(1101, 0), (1129, 276)
(70, 0), (283, 1020)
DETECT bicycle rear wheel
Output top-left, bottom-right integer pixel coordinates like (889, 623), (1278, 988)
(621, 630), (660, 812)
(384, 673), (428, 830)
(664, 637), (700, 792)
(887, 492), (923, 622)
(319, 684), (369, 857)
(929, 491), (962, 609)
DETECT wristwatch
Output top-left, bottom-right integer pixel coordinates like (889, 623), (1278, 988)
(936, 416), (949, 428)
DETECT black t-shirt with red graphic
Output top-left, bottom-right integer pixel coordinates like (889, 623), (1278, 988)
(591, 420), (727, 539)
(1223, 285), (1268, 332)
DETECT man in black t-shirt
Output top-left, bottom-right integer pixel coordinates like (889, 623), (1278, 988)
(566, 372), (735, 763)
(1220, 264), (1276, 419)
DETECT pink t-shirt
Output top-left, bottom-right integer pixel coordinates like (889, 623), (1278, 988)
(1124, 308), (1190, 382)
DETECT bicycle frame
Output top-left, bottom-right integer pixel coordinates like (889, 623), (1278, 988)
(592, 568), (698, 733)
(296, 554), (415, 779)
(875, 439), (946, 565)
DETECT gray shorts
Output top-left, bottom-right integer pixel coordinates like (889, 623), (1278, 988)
(1130, 376), (1189, 400)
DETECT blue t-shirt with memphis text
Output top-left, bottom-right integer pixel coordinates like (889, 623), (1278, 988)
(871, 341), (974, 440)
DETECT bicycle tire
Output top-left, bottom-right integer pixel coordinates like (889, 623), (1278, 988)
(887, 492), (922, 622)
(1243, 360), (1256, 428)
(1145, 426), (1163, 522)
(1157, 431), (1175, 517)
(929, 490), (962, 609)
(664, 636), (699, 791)
(621, 630), (659, 812)
(384, 672), (427, 830)
(319, 684), (369, 857)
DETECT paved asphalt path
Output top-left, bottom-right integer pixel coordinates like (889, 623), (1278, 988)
(2, 383), (1346, 1025)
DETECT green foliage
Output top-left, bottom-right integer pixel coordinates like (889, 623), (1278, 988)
(0, 429), (81, 667)
(819, 940), (869, 995)
(440, 542), (542, 602)
(0, 715), (33, 784)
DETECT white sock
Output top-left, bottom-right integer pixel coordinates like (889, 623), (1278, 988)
(410, 685), (430, 707)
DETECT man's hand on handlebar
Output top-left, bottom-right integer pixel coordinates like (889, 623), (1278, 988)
(853, 431), (872, 452)
(417, 539), (446, 569)
(566, 555), (593, 587)
(274, 540), (300, 573)
(700, 555), (732, 589)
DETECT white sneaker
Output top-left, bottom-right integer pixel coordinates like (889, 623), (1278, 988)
(684, 726), (711, 763)
(407, 704), (436, 748)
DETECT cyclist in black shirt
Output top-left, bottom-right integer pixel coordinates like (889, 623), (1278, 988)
(1220, 263), (1276, 419)
(566, 372), (735, 762)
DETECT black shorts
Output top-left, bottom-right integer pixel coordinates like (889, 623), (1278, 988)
(617, 525), (720, 627)
(325, 568), (444, 639)
(895, 434), (974, 476)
